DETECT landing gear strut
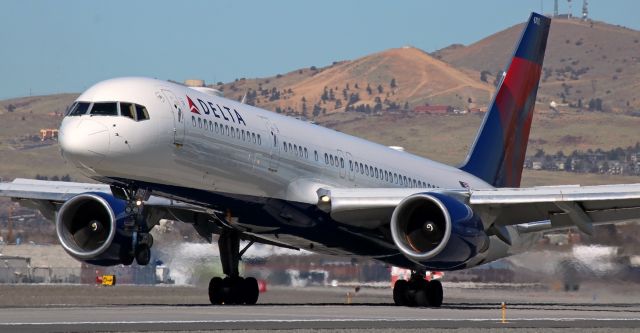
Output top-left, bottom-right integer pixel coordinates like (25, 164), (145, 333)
(208, 229), (260, 305)
(393, 272), (443, 307)
(114, 186), (154, 266)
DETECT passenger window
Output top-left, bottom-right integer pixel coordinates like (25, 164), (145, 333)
(192, 116), (196, 126)
(365, 165), (369, 176)
(120, 102), (135, 120)
(257, 134), (261, 145)
(394, 173), (398, 183)
(314, 151), (318, 161)
(384, 171), (388, 181)
(294, 144), (298, 155)
(349, 161), (353, 171)
(330, 155), (334, 166)
(289, 143), (293, 152)
(225, 125), (229, 135)
(231, 127), (235, 138)
(242, 130), (246, 141)
(198, 118), (202, 128)
(135, 104), (150, 120)
(403, 176), (408, 186)
(252, 133), (256, 143)
(67, 102), (91, 116)
(215, 122), (219, 133)
(360, 163), (364, 174)
(304, 148), (308, 159)
(299, 146), (303, 157)
(325, 153), (329, 164)
(283, 142), (288, 151)
(90, 102), (118, 116)
(375, 168), (379, 178)
(413, 180), (417, 187)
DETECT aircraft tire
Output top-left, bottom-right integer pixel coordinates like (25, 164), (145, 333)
(243, 277), (260, 305)
(427, 280), (443, 307)
(119, 247), (134, 266)
(208, 277), (224, 305)
(393, 280), (408, 306)
(134, 244), (151, 266)
(413, 279), (430, 307)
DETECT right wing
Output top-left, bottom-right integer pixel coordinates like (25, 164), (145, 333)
(0, 178), (298, 250)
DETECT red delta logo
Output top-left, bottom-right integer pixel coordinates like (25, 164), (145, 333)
(186, 95), (200, 114)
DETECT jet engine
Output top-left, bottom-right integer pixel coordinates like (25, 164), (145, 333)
(56, 192), (134, 266)
(390, 192), (489, 269)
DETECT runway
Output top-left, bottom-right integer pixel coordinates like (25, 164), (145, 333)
(0, 283), (639, 332)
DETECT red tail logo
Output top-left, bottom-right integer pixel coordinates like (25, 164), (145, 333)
(187, 96), (200, 114)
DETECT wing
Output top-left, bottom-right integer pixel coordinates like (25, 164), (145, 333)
(0, 178), (298, 250)
(316, 184), (640, 236)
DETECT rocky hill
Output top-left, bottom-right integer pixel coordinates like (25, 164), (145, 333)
(433, 17), (640, 112)
(213, 47), (494, 116)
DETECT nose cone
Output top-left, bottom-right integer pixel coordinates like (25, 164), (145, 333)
(59, 118), (110, 167)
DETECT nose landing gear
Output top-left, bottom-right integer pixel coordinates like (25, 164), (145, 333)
(393, 271), (443, 307)
(113, 186), (155, 266)
(208, 229), (260, 305)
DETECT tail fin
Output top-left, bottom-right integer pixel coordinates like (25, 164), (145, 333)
(460, 12), (551, 188)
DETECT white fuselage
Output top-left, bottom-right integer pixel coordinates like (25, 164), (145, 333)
(59, 77), (492, 204)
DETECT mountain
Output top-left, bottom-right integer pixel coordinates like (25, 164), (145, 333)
(433, 17), (640, 112)
(213, 47), (494, 116)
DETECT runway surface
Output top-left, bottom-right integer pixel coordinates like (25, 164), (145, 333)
(0, 283), (638, 332)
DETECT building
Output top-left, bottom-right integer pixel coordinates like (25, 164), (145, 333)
(412, 105), (452, 114)
(39, 129), (58, 141)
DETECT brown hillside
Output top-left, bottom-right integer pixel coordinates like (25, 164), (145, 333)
(433, 18), (640, 112)
(215, 47), (494, 116)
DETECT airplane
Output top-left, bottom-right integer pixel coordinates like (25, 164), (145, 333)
(2, 12), (640, 308)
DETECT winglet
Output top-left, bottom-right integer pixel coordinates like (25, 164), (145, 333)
(460, 13), (551, 188)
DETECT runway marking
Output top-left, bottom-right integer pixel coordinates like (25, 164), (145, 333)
(3, 318), (640, 325)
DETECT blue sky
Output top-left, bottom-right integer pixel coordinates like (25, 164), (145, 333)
(1, 0), (638, 100)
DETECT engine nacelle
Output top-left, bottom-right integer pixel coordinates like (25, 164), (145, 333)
(390, 192), (489, 270)
(56, 192), (133, 266)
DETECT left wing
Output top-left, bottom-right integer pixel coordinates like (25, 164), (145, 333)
(316, 184), (640, 235)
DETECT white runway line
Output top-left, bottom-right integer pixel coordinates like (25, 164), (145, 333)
(3, 317), (640, 326)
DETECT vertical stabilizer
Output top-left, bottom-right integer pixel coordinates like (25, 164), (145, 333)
(460, 13), (551, 188)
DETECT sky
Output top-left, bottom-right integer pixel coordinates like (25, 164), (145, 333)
(1, 0), (639, 100)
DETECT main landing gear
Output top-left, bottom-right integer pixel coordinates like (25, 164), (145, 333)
(208, 229), (260, 305)
(393, 272), (443, 307)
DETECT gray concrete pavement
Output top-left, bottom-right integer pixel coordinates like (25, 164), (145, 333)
(0, 283), (638, 332)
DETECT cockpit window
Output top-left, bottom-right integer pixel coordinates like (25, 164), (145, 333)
(67, 102), (91, 116)
(120, 102), (136, 120)
(90, 102), (118, 116)
(135, 104), (150, 121)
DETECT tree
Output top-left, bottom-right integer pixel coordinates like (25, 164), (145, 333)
(377, 84), (384, 94)
(480, 70), (491, 83)
(6, 104), (16, 112)
(366, 84), (372, 95)
(313, 104), (322, 117)
(403, 101), (410, 111)
(534, 149), (545, 158)
(390, 78), (397, 88)
(374, 101), (383, 113)
(349, 92), (360, 104)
